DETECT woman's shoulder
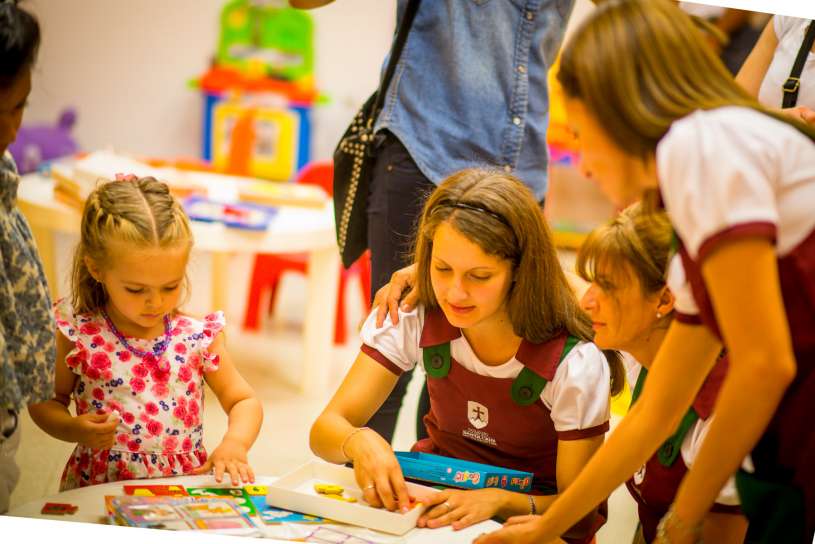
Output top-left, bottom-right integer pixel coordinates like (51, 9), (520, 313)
(659, 106), (812, 187)
(670, 106), (789, 136)
(554, 340), (610, 383)
(774, 15), (811, 42)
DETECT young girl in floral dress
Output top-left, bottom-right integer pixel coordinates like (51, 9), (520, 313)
(29, 176), (263, 490)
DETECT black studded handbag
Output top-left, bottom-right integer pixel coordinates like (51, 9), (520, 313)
(332, 0), (420, 268)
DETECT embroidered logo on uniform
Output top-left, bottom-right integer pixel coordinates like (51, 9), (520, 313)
(467, 401), (489, 429)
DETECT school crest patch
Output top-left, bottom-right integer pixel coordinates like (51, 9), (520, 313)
(467, 400), (489, 430)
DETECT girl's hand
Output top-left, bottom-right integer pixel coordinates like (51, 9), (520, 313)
(72, 413), (118, 449)
(374, 263), (419, 327)
(345, 428), (412, 512)
(193, 438), (255, 486)
(418, 488), (507, 531)
(473, 515), (559, 544)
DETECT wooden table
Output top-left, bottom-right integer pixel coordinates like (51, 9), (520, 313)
(16, 173), (341, 395)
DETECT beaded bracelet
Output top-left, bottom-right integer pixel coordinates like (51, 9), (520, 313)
(528, 495), (537, 515)
(340, 427), (372, 461)
(656, 505), (703, 543)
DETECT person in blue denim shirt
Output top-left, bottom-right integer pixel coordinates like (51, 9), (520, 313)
(0, 1), (55, 514)
(292, 0), (577, 443)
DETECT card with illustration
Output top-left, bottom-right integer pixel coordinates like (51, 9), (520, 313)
(186, 486), (258, 516)
(106, 495), (258, 534)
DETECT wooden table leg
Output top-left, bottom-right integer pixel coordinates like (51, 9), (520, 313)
(302, 247), (341, 396)
(211, 252), (229, 313)
(29, 224), (58, 299)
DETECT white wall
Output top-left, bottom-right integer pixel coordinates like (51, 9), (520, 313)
(25, 0), (396, 162)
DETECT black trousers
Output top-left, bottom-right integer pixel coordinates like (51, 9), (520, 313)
(365, 132), (433, 444)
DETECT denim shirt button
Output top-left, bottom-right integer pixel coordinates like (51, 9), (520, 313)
(503, 165), (512, 173)
(525, 11), (534, 20)
(512, 116), (522, 126)
(517, 65), (527, 74)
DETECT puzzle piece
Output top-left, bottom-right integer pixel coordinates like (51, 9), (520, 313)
(123, 484), (189, 497)
(41, 502), (78, 515)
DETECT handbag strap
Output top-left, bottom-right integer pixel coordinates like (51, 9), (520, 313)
(782, 20), (815, 108)
(371, 0), (422, 118)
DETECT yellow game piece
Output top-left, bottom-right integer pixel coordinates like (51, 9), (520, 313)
(244, 485), (268, 496)
(314, 483), (344, 495)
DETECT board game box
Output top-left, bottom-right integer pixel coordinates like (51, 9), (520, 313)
(395, 451), (533, 493)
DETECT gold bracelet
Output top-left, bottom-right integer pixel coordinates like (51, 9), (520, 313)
(528, 495), (537, 515)
(656, 505), (703, 543)
(340, 427), (371, 461)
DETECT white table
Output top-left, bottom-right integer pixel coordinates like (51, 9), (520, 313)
(6, 475), (500, 543)
(16, 173), (341, 395)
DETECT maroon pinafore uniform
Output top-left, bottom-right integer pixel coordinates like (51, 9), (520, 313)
(676, 225), (815, 543)
(401, 308), (607, 543)
(625, 357), (740, 542)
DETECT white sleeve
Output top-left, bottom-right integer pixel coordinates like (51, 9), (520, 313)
(666, 254), (700, 319)
(681, 417), (741, 506)
(359, 306), (422, 373)
(543, 342), (611, 439)
(657, 108), (780, 262)
(773, 15), (801, 42)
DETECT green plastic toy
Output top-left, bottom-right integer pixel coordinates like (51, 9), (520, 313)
(218, 0), (314, 82)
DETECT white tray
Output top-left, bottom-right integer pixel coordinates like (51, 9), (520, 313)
(265, 460), (437, 535)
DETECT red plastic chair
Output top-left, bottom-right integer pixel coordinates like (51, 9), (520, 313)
(242, 162), (372, 344)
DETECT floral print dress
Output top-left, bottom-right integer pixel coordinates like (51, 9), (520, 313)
(54, 298), (224, 491)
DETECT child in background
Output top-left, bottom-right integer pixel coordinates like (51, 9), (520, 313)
(29, 176), (263, 490)
(0, 1), (54, 513)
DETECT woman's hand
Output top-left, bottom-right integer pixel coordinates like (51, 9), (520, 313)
(473, 515), (561, 544)
(72, 413), (118, 450)
(193, 437), (255, 486)
(345, 427), (412, 512)
(782, 105), (815, 125)
(374, 263), (419, 327)
(418, 488), (508, 531)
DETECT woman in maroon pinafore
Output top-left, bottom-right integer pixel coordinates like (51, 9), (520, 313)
(477, 2), (815, 544)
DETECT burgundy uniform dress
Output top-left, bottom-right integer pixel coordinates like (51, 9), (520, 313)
(362, 307), (609, 543)
(625, 357), (740, 542)
(657, 107), (815, 543)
